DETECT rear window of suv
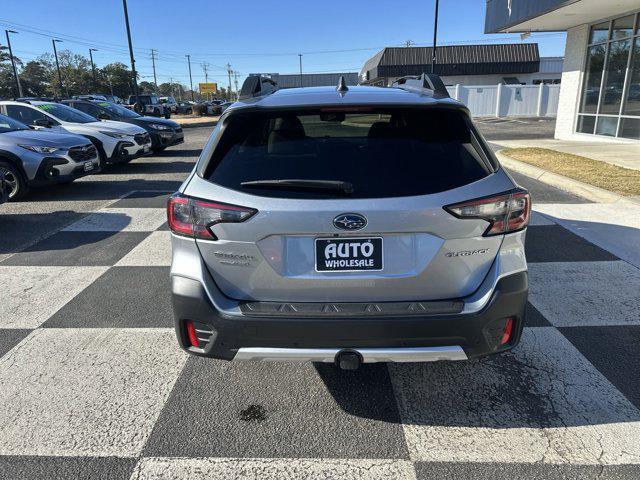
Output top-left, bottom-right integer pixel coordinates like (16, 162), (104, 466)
(204, 108), (493, 199)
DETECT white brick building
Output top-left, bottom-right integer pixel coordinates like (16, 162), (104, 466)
(485, 0), (640, 143)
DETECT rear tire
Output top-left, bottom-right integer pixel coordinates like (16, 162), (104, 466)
(0, 160), (28, 201)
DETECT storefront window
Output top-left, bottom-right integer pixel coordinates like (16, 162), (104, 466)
(578, 12), (640, 139)
(612, 15), (635, 40)
(600, 39), (631, 114)
(590, 22), (610, 43)
(577, 115), (596, 134)
(623, 37), (640, 116)
(580, 45), (606, 113)
(620, 118), (640, 139)
(595, 116), (618, 136)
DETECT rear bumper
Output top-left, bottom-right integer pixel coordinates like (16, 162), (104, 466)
(171, 268), (528, 362)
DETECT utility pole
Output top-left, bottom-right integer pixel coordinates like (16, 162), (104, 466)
(226, 63), (232, 100)
(233, 71), (239, 100)
(150, 49), (158, 93)
(52, 39), (65, 98)
(88, 48), (98, 90)
(122, 0), (139, 101)
(5, 30), (22, 98)
(431, 0), (439, 73)
(298, 54), (303, 87)
(201, 63), (209, 100)
(186, 54), (194, 102)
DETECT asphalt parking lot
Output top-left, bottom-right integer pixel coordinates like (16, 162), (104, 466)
(1, 126), (639, 479)
(475, 116), (556, 141)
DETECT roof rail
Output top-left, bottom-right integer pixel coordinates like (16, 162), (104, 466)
(391, 73), (450, 99)
(239, 75), (278, 100)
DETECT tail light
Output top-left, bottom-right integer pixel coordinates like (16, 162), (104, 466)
(444, 189), (531, 236)
(167, 193), (256, 239)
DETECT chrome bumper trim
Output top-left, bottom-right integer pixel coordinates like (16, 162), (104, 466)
(233, 346), (467, 363)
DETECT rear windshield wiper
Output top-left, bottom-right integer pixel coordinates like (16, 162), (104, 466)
(240, 179), (354, 194)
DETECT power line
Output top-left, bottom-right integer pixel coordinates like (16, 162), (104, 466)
(0, 17), (565, 61)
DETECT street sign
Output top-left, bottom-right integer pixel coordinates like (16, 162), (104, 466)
(199, 82), (218, 94)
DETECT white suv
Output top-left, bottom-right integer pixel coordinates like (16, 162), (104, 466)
(0, 101), (152, 166)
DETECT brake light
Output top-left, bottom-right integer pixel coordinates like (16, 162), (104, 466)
(444, 189), (531, 236)
(167, 193), (256, 239)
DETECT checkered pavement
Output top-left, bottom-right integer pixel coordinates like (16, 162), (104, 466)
(1, 190), (640, 480)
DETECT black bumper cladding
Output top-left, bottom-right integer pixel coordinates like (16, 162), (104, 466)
(30, 157), (101, 186)
(171, 271), (528, 361)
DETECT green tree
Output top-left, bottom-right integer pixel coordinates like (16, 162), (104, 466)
(20, 60), (49, 97)
(97, 62), (135, 99)
(138, 80), (156, 93)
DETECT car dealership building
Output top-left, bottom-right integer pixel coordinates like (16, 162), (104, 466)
(485, 0), (640, 142)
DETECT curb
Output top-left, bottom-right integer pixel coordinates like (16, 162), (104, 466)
(177, 120), (217, 129)
(495, 150), (640, 205)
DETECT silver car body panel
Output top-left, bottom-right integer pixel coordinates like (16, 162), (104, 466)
(0, 128), (99, 180)
(183, 168), (517, 302)
(170, 228), (527, 316)
(233, 346), (468, 363)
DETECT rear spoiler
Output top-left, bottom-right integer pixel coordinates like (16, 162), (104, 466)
(239, 75), (278, 100)
(391, 73), (450, 99)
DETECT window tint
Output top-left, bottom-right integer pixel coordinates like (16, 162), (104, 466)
(0, 114), (29, 132)
(5, 105), (51, 126)
(206, 108), (490, 199)
(35, 103), (96, 123)
(96, 102), (140, 118)
(74, 102), (102, 118)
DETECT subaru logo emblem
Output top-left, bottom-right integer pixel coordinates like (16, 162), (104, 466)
(333, 213), (367, 231)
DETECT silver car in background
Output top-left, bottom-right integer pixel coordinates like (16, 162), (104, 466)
(0, 113), (100, 200)
(168, 74), (531, 369)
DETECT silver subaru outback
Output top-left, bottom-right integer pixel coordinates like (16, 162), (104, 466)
(168, 74), (531, 370)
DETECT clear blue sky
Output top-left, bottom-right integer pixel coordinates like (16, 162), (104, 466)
(0, 0), (566, 88)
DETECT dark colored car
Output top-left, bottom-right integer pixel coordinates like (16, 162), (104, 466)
(125, 94), (169, 118)
(175, 101), (193, 114)
(0, 168), (8, 204)
(61, 99), (183, 153)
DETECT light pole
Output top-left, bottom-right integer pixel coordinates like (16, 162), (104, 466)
(431, 0), (439, 73)
(52, 39), (65, 97)
(227, 63), (232, 100)
(5, 30), (22, 98)
(122, 0), (139, 101)
(298, 54), (303, 87)
(89, 48), (98, 90)
(185, 54), (194, 102)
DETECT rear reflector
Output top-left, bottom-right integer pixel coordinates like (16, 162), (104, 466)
(500, 317), (514, 345)
(167, 193), (256, 239)
(185, 320), (200, 348)
(444, 188), (531, 236)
